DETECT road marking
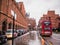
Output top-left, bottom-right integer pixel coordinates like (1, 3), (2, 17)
(38, 32), (53, 45)
(38, 33), (45, 45)
(49, 41), (53, 45)
(42, 39), (45, 45)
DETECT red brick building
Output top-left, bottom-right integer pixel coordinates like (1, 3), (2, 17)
(0, 0), (28, 32)
(27, 18), (36, 30)
(25, 13), (36, 30)
(38, 11), (60, 29)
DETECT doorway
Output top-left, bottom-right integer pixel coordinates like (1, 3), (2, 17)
(8, 22), (12, 29)
(2, 20), (7, 33)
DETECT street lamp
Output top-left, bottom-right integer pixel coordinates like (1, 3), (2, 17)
(11, 10), (16, 45)
(12, 14), (15, 45)
(0, 10), (15, 45)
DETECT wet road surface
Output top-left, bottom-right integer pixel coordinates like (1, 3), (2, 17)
(4, 31), (42, 45)
(43, 32), (60, 45)
(14, 31), (42, 45)
(4, 31), (60, 45)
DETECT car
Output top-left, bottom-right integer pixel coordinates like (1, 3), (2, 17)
(17, 30), (24, 36)
(0, 31), (7, 44)
(6, 29), (18, 38)
(17, 29), (26, 36)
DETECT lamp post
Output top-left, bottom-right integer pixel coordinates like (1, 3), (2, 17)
(12, 14), (15, 45)
(11, 9), (16, 45)
(12, 11), (17, 45)
(0, 10), (15, 45)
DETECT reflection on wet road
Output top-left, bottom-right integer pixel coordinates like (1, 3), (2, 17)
(43, 32), (60, 45)
(4, 32), (60, 45)
(3, 40), (12, 45)
(14, 31), (42, 45)
(7, 40), (12, 45)
(28, 31), (41, 45)
(4, 31), (42, 45)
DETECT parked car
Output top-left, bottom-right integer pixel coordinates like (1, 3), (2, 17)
(17, 29), (26, 36)
(6, 29), (18, 38)
(0, 31), (7, 44)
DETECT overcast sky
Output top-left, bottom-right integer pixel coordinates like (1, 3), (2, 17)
(15, 0), (60, 25)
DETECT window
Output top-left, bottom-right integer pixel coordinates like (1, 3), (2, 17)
(44, 21), (51, 26)
(11, 10), (17, 19)
(44, 27), (50, 30)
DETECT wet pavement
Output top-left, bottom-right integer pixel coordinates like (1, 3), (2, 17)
(14, 31), (42, 45)
(3, 40), (12, 45)
(4, 31), (42, 45)
(4, 31), (60, 45)
(28, 31), (41, 45)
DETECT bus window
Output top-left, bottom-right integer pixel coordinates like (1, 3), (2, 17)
(44, 27), (50, 30)
(44, 21), (51, 26)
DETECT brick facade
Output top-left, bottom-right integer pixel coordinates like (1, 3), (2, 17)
(27, 18), (36, 30)
(0, 0), (28, 31)
(38, 11), (60, 29)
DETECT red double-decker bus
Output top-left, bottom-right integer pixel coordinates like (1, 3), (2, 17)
(40, 20), (52, 36)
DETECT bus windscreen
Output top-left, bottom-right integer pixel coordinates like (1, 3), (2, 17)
(44, 21), (50, 26)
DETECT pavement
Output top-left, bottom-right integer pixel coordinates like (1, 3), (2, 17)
(14, 31), (42, 45)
